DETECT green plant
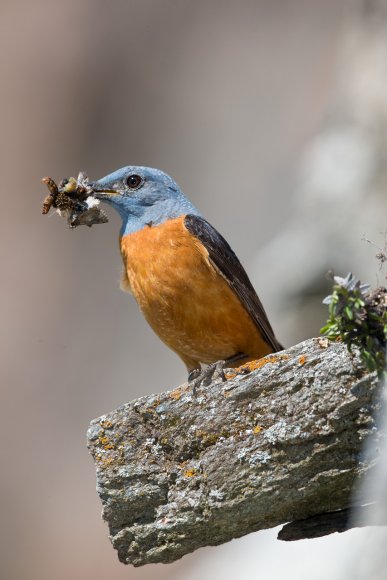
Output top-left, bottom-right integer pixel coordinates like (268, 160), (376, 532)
(321, 273), (387, 375)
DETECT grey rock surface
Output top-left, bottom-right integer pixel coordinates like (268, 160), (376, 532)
(87, 338), (382, 566)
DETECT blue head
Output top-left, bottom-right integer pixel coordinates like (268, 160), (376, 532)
(92, 166), (201, 236)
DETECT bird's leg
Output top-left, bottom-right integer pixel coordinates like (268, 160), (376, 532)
(189, 362), (226, 394)
(187, 368), (202, 382)
(188, 353), (246, 394)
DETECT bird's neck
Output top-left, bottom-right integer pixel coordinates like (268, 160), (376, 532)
(118, 196), (201, 237)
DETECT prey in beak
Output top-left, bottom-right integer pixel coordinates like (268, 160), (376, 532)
(40, 171), (109, 228)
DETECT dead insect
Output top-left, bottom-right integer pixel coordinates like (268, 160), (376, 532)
(41, 171), (109, 228)
(41, 177), (59, 214)
(55, 190), (76, 212)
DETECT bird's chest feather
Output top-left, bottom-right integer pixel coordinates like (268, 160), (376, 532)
(120, 216), (215, 322)
(119, 215), (267, 363)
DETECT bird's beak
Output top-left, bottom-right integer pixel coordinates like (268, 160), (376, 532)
(90, 183), (121, 199)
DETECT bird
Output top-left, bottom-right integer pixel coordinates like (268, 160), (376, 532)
(92, 166), (283, 385)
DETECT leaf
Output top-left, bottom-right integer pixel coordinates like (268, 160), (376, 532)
(322, 295), (333, 305)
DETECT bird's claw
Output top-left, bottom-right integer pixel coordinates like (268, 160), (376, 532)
(188, 360), (229, 396)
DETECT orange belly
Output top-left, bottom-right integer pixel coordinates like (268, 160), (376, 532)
(120, 216), (272, 371)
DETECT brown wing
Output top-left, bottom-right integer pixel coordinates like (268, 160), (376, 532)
(184, 214), (283, 352)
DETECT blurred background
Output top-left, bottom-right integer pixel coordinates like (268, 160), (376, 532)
(1, 0), (387, 579)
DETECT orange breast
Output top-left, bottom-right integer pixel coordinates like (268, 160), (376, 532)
(120, 216), (272, 370)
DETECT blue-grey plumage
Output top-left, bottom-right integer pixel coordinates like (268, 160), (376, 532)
(92, 166), (200, 236)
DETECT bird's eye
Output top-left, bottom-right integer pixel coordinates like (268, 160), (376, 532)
(126, 174), (143, 189)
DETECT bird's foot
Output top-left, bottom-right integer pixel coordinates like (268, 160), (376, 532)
(188, 353), (246, 395)
(188, 360), (228, 395)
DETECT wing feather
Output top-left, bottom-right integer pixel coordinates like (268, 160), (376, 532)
(184, 214), (283, 352)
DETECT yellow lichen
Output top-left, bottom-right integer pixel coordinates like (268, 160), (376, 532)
(240, 354), (290, 372)
(225, 354), (290, 379)
(169, 389), (182, 401)
(100, 456), (115, 466)
(100, 419), (113, 429)
(98, 434), (115, 450)
(183, 467), (198, 478)
(298, 355), (307, 366)
(94, 442), (125, 469)
(253, 425), (262, 434)
(195, 430), (220, 446)
(95, 453), (115, 467)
